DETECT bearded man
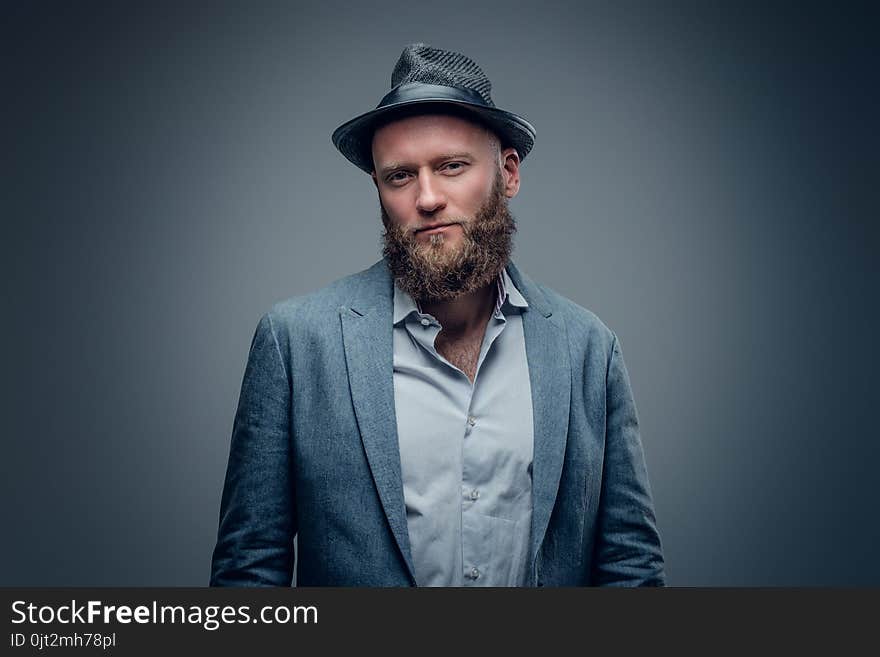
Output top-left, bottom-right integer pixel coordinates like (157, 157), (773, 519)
(210, 44), (665, 587)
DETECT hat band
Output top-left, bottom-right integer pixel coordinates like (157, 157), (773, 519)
(376, 82), (491, 110)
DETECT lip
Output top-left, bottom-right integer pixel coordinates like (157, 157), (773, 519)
(416, 222), (457, 235)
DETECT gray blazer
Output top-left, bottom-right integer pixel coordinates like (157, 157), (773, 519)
(210, 259), (665, 586)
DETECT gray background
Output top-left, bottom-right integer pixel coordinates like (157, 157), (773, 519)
(4, 1), (877, 586)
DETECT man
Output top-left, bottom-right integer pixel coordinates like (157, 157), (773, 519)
(210, 43), (664, 587)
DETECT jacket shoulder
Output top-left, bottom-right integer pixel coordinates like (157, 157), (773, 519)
(527, 276), (619, 353)
(264, 261), (386, 330)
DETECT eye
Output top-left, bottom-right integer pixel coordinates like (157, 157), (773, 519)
(442, 161), (467, 173)
(386, 171), (411, 185)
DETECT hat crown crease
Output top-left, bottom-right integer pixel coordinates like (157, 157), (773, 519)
(391, 43), (494, 107)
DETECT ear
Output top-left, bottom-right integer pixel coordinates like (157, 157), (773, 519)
(370, 172), (379, 189)
(500, 147), (521, 198)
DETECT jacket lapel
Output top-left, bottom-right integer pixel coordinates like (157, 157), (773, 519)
(506, 262), (572, 582)
(339, 262), (417, 584)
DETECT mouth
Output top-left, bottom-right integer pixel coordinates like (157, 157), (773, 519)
(415, 222), (458, 235)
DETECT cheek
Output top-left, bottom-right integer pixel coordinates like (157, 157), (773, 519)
(460, 176), (495, 211)
(378, 193), (398, 225)
(381, 194), (416, 227)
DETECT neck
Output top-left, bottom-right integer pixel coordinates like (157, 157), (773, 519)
(420, 281), (497, 337)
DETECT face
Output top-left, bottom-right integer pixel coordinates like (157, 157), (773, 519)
(371, 113), (521, 301)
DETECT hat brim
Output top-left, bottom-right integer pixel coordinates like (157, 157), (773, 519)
(332, 97), (536, 174)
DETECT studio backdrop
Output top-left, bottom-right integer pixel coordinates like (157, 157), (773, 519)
(4, 0), (877, 586)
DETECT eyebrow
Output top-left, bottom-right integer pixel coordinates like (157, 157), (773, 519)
(377, 152), (475, 178)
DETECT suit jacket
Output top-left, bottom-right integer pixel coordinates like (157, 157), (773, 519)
(210, 259), (665, 586)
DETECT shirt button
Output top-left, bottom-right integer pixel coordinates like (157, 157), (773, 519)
(469, 489), (480, 501)
(467, 416), (476, 427)
(420, 318), (430, 327)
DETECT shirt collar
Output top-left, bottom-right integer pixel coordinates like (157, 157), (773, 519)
(496, 266), (529, 315)
(393, 266), (529, 326)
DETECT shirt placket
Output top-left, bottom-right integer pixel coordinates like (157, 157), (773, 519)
(460, 312), (507, 586)
(403, 305), (510, 586)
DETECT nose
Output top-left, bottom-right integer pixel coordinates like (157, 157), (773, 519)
(415, 171), (446, 214)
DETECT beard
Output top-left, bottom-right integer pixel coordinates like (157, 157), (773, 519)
(381, 170), (516, 302)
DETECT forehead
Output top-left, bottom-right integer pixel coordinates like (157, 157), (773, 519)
(371, 113), (494, 164)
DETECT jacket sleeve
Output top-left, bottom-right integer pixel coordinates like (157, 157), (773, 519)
(591, 332), (665, 586)
(210, 312), (296, 586)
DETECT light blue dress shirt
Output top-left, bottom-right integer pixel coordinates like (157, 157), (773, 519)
(392, 267), (534, 586)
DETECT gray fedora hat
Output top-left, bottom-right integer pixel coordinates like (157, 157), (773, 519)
(331, 43), (536, 174)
